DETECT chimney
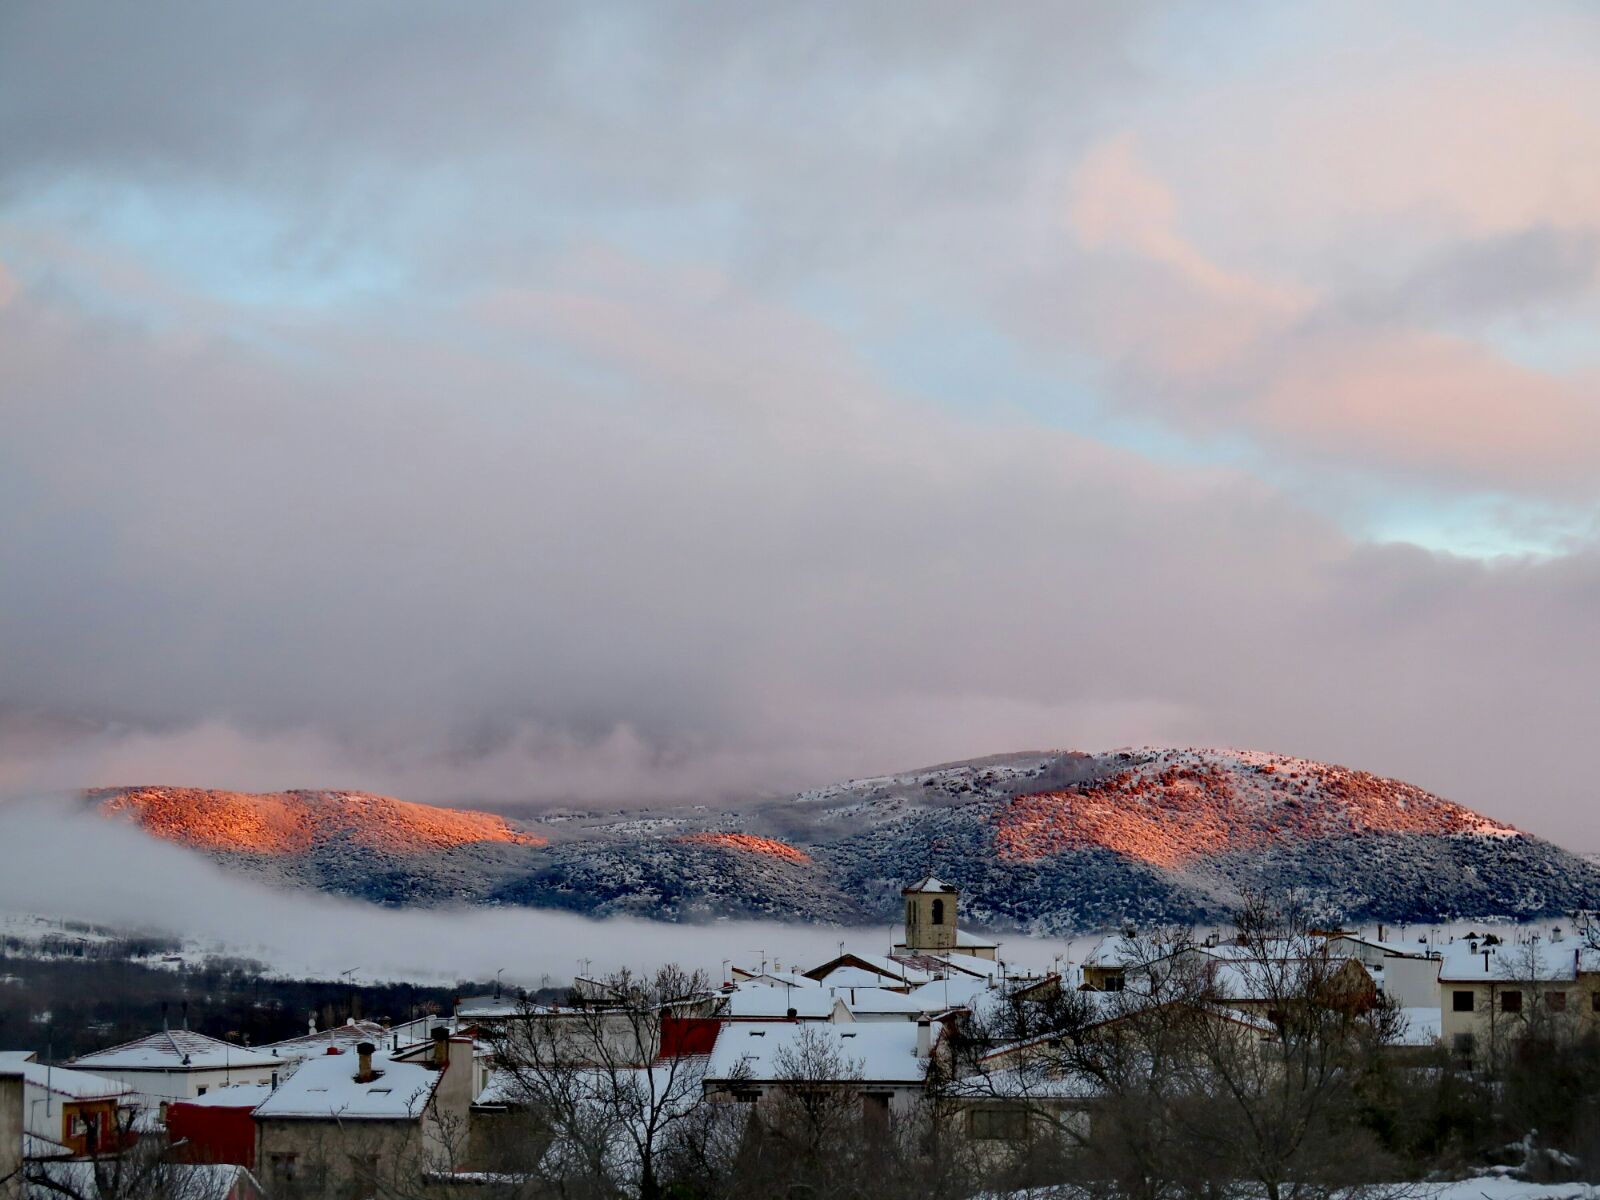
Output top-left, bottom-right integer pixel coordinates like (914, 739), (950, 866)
(431, 1025), (450, 1070)
(355, 1042), (377, 1083)
(916, 1018), (932, 1060)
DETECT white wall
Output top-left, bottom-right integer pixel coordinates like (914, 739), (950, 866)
(80, 1065), (277, 1105)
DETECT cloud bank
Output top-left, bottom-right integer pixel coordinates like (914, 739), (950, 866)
(1, 2), (1597, 847)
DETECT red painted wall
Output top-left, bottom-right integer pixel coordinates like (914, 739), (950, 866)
(166, 1101), (257, 1167)
(658, 1016), (721, 1059)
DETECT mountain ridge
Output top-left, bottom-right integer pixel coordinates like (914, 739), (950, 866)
(85, 747), (1600, 933)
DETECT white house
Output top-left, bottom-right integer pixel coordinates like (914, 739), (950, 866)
(69, 1031), (282, 1104)
(702, 1018), (934, 1121)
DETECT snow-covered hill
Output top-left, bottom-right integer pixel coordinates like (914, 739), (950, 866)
(86, 748), (1600, 933)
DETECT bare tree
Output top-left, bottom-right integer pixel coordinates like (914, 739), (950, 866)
(1161, 895), (1406, 1200)
(931, 927), (1204, 1200)
(483, 964), (716, 1200)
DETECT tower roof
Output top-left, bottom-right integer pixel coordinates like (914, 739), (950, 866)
(902, 875), (957, 895)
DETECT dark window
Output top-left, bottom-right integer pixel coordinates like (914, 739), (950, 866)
(1593, 992), (1600, 1014)
(861, 1093), (891, 1130)
(269, 1153), (298, 1182)
(931, 899), (945, 926)
(1452, 1032), (1475, 1057)
(1102, 972), (1125, 992)
(969, 1107), (1028, 1141)
(1452, 990), (1474, 1012)
(195, 1086), (207, 1096)
(1501, 990), (1522, 1014)
(732, 1089), (760, 1104)
(1547, 991), (1568, 1012)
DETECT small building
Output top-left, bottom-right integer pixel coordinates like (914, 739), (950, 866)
(1436, 936), (1600, 1064)
(69, 1031), (281, 1105)
(252, 1030), (473, 1197)
(0, 1052), (137, 1161)
(702, 1018), (934, 1121)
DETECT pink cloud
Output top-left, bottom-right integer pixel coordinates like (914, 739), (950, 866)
(1255, 327), (1600, 492)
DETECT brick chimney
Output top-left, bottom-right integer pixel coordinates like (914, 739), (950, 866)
(355, 1042), (377, 1084)
(430, 1025), (450, 1070)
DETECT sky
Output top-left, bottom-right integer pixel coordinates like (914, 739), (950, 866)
(1, 2), (1598, 846)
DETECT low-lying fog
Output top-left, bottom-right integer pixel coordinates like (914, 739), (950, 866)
(0, 799), (1085, 986)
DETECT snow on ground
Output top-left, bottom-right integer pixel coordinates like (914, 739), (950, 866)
(1001, 1180), (1598, 1200)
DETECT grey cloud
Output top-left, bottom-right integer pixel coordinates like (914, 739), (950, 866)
(2, 272), (1600, 846)
(1345, 225), (1600, 325)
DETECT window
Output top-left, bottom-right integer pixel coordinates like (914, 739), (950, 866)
(732, 1089), (760, 1104)
(969, 1107), (1028, 1141)
(1452, 990), (1474, 1012)
(1500, 990), (1522, 1014)
(1547, 991), (1567, 1012)
(931, 899), (945, 926)
(1452, 1032), (1475, 1057)
(1593, 992), (1600, 1014)
(269, 1153), (298, 1182)
(861, 1093), (891, 1129)
(195, 1086), (207, 1096)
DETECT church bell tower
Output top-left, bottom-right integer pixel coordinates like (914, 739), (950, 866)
(901, 875), (960, 954)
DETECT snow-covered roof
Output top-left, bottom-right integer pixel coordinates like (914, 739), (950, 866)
(718, 987), (843, 1020)
(172, 1083), (274, 1109)
(1436, 938), (1600, 982)
(1323, 933), (1435, 959)
(939, 1064), (1103, 1102)
(907, 975), (994, 1011)
(826, 986), (927, 1015)
(730, 969), (819, 989)
(704, 1021), (929, 1084)
(257, 1020), (391, 1061)
(1394, 1007), (1443, 1047)
(807, 951), (935, 988)
(903, 875), (957, 894)
(73, 1029), (279, 1072)
(456, 996), (532, 1019)
(23, 1132), (73, 1160)
(0, 1052), (133, 1101)
(252, 1048), (441, 1121)
(935, 954), (1004, 980)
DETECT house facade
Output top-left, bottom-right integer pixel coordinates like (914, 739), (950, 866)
(252, 1030), (473, 1197)
(1436, 937), (1600, 1063)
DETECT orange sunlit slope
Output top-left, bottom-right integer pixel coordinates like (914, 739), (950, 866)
(92, 787), (547, 856)
(992, 749), (1519, 868)
(675, 832), (812, 863)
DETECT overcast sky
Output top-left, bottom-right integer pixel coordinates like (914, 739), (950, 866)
(2, 2), (1598, 846)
